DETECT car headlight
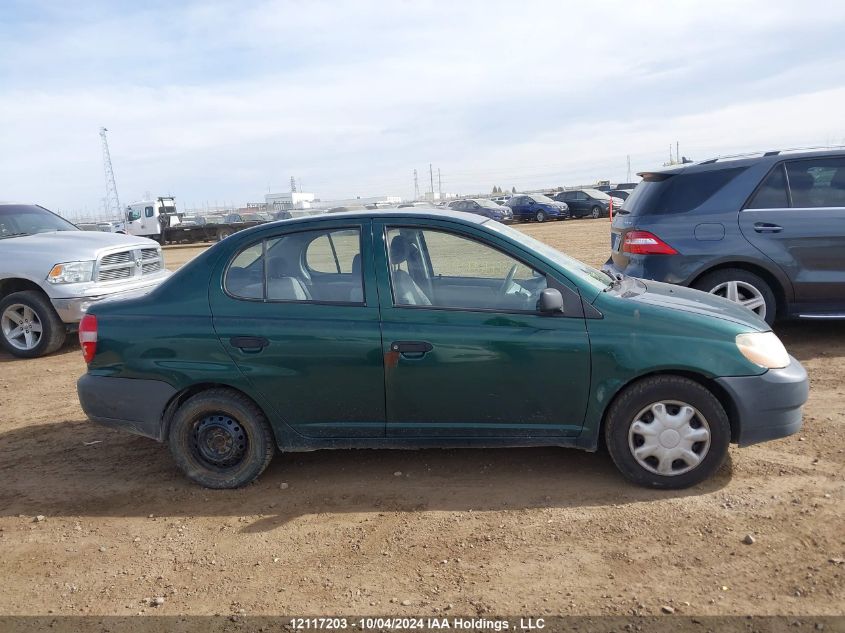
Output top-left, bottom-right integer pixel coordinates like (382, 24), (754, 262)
(46, 261), (95, 284)
(735, 331), (789, 369)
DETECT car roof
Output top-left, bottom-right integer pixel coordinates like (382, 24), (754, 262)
(254, 208), (489, 228)
(640, 146), (845, 177)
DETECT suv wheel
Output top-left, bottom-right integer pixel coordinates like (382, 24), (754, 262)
(0, 290), (66, 358)
(168, 388), (275, 488)
(693, 268), (776, 324)
(604, 375), (730, 489)
(590, 206), (602, 219)
(535, 210), (547, 223)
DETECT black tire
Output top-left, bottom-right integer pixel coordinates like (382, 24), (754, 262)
(590, 206), (602, 219)
(217, 228), (234, 242)
(168, 388), (275, 489)
(535, 210), (547, 223)
(692, 268), (776, 324)
(604, 375), (730, 489)
(0, 290), (66, 358)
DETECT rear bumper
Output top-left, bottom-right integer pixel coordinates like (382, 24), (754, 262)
(715, 356), (809, 447)
(77, 374), (176, 441)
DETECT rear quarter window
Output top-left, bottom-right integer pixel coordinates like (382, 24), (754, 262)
(625, 167), (747, 215)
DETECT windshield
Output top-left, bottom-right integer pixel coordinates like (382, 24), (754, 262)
(584, 189), (610, 200)
(0, 204), (78, 238)
(476, 199), (503, 209)
(530, 194), (556, 204)
(485, 221), (612, 292)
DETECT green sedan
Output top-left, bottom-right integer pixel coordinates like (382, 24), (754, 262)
(76, 210), (808, 489)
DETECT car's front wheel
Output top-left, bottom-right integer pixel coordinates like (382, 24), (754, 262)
(168, 389), (275, 488)
(0, 290), (66, 358)
(604, 375), (730, 489)
(693, 268), (776, 324)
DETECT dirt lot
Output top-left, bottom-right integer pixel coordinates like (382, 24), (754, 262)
(1, 219), (843, 620)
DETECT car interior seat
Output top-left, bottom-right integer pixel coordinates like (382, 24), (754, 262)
(389, 235), (432, 306)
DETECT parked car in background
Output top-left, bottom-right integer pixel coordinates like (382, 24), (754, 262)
(0, 203), (169, 358)
(607, 189), (631, 201)
(605, 148), (845, 323)
(491, 195), (511, 205)
(327, 205), (368, 213)
(76, 223), (101, 232)
(506, 194), (570, 222)
(447, 198), (513, 222)
(77, 208), (807, 490)
(553, 189), (623, 218)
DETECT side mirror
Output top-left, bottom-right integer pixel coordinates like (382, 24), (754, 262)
(537, 288), (564, 314)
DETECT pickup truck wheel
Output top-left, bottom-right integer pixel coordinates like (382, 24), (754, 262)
(0, 291), (66, 358)
(693, 268), (775, 324)
(168, 389), (275, 489)
(604, 375), (729, 489)
(216, 228), (234, 242)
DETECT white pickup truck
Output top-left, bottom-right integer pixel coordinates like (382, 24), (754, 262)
(0, 202), (170, 358)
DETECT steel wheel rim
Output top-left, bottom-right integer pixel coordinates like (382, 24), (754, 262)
(190, 414), (248, 469)
(628, 400), (711, 476)
(1, 303), (43, 351)
(709, 280), (766, 318)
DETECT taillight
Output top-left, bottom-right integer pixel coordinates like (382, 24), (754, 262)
(622, 230), (678, 255)
(79, 314), (97, 363)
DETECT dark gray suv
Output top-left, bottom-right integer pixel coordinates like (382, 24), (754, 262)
(606, 149), (845, 323)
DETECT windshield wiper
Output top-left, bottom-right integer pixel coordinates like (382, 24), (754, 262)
(601, 268), (625, 290)
(0, 232), (32, 239)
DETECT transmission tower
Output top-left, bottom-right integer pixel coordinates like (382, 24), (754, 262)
(99, 127), (121, 220)
(290, 176), (297, 193)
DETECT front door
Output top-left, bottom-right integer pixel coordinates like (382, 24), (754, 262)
(741, 157), (845, 314)
(373, 219), (591, 438)
(210, 221), (386, 438)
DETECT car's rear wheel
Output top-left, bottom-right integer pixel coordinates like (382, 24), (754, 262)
(590, 206), (602, 219)
(693, 268), (775, 324)
(217, 228), (234, 241)
(535, 210), (547, 223)
(604, 375), (730, 489)
(168, 389), (275, 488)
(0, 291), (66, 358)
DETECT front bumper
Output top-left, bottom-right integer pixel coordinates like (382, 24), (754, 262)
(716, 355), (809, 447)
(77, 374), (176, 441)
(51, 274), (170, 323)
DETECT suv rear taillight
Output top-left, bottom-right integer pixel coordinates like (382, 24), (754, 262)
(79, 314), (97, 363)
(622, 230), (678, 255)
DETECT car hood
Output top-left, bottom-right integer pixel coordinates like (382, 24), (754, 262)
(1, 230), (160, 258)
(626, 278), (769, 330)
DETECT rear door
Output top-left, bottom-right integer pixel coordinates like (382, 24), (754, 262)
(209, 220), (386, 439)
(740, 157), (845, 314)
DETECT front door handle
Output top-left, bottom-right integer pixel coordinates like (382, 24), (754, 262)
(390, 340), (433, 357)
(753, 222), (783, 233)
(229, 336), (270, 352)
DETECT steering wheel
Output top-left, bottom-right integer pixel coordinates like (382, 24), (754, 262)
(499, 264), (518, 295)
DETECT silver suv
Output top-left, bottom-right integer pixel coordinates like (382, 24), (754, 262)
(0, 203), (170, 357)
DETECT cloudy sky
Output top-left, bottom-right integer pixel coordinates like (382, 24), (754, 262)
(2, 0), (844, 216)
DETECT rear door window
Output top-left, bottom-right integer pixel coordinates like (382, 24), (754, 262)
(748, 164), (788, 209)
(786, 157), (845, 208)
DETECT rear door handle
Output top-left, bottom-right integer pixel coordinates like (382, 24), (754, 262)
(753, 222), (783, 233)
(229, 336), (270, 352)
(390, 340), (433, 357)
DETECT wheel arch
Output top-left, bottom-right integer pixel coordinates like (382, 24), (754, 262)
(596, 369), (742, 447)
(0, 277), (47, 301)
(688, 260), (789, 316)
(160, 382), (275, 442)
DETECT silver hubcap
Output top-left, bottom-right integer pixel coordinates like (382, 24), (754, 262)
(709, 280), (766, 318)
(628, 401), (711, 476)
(1, 304), (43, 351)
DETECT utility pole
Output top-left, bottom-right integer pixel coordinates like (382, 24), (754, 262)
(437, 168), (442, 198)
(429, 164), (434, 197)
(290, 176), (297, 193)
(626, 155), (632, 182)
(413, 169), (420, 200)
(99, 127), (122, 221)
(676, 141), (680, 165)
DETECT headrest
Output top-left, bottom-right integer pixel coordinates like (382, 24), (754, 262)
(789, 171), (814, 190)
(829, 168), (845, 190)
(390, 235), (412, 265)
(351, 253), (362, 276)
